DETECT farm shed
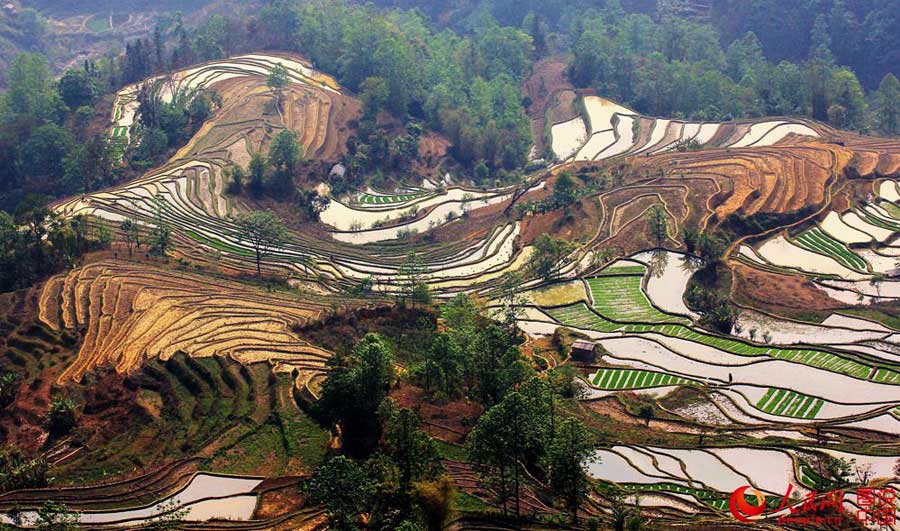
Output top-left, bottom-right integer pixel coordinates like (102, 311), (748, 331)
(571, 340), (597, 362)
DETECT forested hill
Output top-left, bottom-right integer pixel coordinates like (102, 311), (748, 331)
(708, 0), (898, 89)
(367, 0), (898, 91)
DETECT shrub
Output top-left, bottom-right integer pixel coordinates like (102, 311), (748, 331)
(0, 447), (50, 492)
(46, 397), (77, 437)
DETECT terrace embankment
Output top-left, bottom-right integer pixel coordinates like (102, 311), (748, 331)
(38, 261), (338, 384)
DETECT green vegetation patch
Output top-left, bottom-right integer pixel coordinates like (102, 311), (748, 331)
(620, 482), (727, 511)
(856, 208), (900, 231)
(590, 368), (693, 390)
(360, 192), (427, 204)
(794, 228), (867, 272)
(755, 388), (824, 419)
(587, 275), (689, 324)
(184, 230), (255, 257)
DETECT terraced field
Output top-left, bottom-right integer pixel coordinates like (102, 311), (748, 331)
(792, 227), (868, 273)
(29, 48), (900, 528)
(755, 388), (824, 419)
(550, 96), (824, 163)
(39, 261), (340, 384)
(548, 301), (889, 383)
(586, 445), (899, 519)
(589, 368), (694, 390)
(359, 191), (427, 204)
(586, 274), (689, 324)
(53, 53), (536, 297)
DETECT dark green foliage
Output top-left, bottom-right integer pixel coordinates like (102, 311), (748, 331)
(566, 5), (877, 129)
(57, 68), (98, 109)
(247, 152), (266, 197)
(46, 396), (77, 437)
(148, 197), (173, 258)
(647, 205), (668, 247)
(434, 293), (530, 406)
(305, 397), (446, 530)
(544, 417), (595, 523)
(316, 334), (396, 456)
(0, 201), (107, 292)
(552, 172), (577, 211)
(686, 284), (736, 334)
(874, 73), (900, 136)
(528, 234), (576, 282)
(398, 252), (428, 306)
(308, 456), (374, 531)
(267, 129), (302, 196)
(467, 377), (595, 519)
(419, 332), (465, 396)
(0, 447), (50, 492)
(253, 0), (532, 172)
(0, 373), (17, 408)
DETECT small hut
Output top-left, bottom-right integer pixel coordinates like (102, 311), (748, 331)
(571, 340), (597, 362)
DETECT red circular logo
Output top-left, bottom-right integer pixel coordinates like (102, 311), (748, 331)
(730, 486), (767, 522)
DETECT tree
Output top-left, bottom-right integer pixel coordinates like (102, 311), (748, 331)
(226, 165), (244, 195)
(247, 153), (266, 197)
(147, 498), (191, 531)
(874, 73), (900, 136)
(637, 404), (654, 426)
(528, 234), (575, 281)
(267, 129), (302, 196)
(828, 68), (867, 130)
(148, 197), (173, 258)
(421, 332), (464, 396)
(473, 160), (490, 181)
(317, 334), (395, 456)
(725, 32), (765, 82)
(411, 281), (433, 307)
(467, 391), (545, 518)
(63, 134), (113, 194)
(398, 251), (428, 306)
(1, 53), (65, 123)
(380, 403), (443, 512)
(552, 172), (577, 211)
(307, 456), (373, 531)
(35, 501), (80, 531)
(497, 271), (526, 331)
(682, 226), (699, 254)
(359, 76), (389, 120)
(232, 210), (288, 277)
(120, 218), (141, 257)
(809, 14), (834, 63)
(647, 205), (668, 247)
(18, 124), (73, 182)
(57, 69), (97, 109)
(610, 492), (642, 531)
(267, 63), (290, 113)
(95, 223), (113, 249)
(412, 475), (456, 531)
(0, 447), (49, 492)
(0, 372), (17, 408)
(697, 232), (726, 262)
(544, 417), (595, 523)
(46, 396), (76, 437)
(469, 323), (530, 407)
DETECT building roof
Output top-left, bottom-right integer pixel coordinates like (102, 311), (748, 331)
(572, 340), (596, 350)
